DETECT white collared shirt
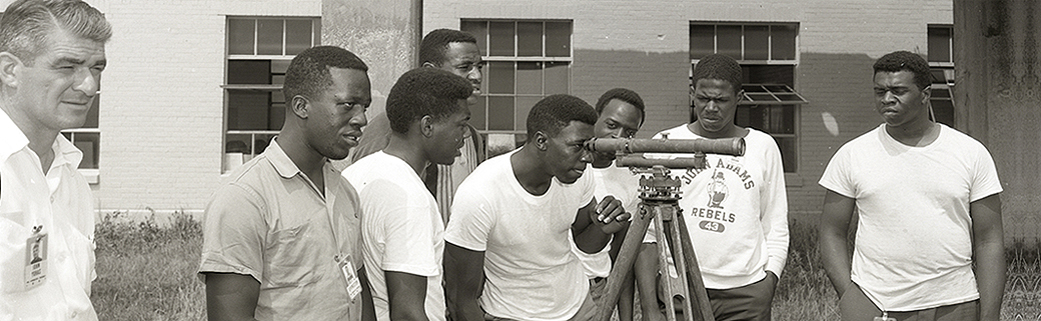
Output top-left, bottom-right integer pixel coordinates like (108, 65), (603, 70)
(0, 108), (98, 321)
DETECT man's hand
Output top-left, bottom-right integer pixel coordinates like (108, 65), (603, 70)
(591, 195), (631, 234)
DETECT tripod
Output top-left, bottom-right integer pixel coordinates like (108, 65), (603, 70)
(594, 164), (714, 321)
(584, 136), (745, 321)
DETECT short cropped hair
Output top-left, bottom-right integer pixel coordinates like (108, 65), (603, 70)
(595, 88), (646, 124)
(386, 68), (473, 134)
(284, 46), (368, 102)
(0, 0), (111, 64)
(419, 29), (477, 66)
(873, 50), (931, 90)
(692, 54), (742, 93)
(526, 94), (598, 139)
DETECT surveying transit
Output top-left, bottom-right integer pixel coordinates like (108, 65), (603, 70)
(584, 135), (745, 321)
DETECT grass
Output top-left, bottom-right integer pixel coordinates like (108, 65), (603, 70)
(89, 213), (1038, 320)
(91, 211), (205, 320)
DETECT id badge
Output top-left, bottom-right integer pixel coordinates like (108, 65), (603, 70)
(336, 254), (362, 302)
(24, 231), (47, 290)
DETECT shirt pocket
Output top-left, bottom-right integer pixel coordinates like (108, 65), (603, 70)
(265, 219), (322, 288)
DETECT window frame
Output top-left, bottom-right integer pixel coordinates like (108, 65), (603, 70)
(60, 93), (101, 181)
(928, 24), (956, 127)
(222, 16), (320, 173)
(461, 19), (574, 156)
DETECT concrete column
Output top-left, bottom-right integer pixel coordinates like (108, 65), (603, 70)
(954, 0), (1039, 241)
(322, 0), (422, 118)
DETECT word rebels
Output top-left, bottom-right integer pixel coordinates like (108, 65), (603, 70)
(690, 207), (735, 223)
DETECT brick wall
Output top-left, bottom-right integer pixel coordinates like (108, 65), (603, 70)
(424, 0), (952, 219)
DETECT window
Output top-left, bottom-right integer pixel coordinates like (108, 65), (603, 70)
(223, 17), (320, 172)
(60, 95), (100, 170)
(928, 25), (955, 127)
(690, 22), (805, 172)
(461, 19), (572, 157)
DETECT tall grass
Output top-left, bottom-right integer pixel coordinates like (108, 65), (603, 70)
(89, 213), (1036, 320)
(91, 211), (205, 320)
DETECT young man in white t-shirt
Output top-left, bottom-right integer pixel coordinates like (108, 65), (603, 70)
(344, 68), (473, 321)
(819, 51), (1004, 321)
(444, 94), (631, 321)
(568, 88), (646, 321)
(640, 54), (789, 321)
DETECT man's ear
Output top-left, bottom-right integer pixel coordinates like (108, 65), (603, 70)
(290, 95), (309, 119)
(419, 115), (435, 137)
(735, 89), (745, 103)
(920, 86), (932, 104)
(0, 52), (24, 88)
(533, 131), (549, 151)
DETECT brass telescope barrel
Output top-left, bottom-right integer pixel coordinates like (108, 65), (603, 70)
(584, 137), (746, 156)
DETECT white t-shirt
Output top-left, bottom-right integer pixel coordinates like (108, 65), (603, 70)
(343, 152), (446, 321)
(819, 124), (1002, 311)
(568, 165), (642, 279)
(445, 150), (593, 321)
(648, 125), (789, 290)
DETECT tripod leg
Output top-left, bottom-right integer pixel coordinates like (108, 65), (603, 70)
(663, 206), (696, 321)
(594, 201), (654, 321)
(655, 208), (679, 321)
(673, 210), (715, 321)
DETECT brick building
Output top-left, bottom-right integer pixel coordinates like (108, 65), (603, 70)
(8, 0), (955, 220)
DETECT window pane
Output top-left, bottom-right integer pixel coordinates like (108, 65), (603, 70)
(226, 134), (252, 154)
(741, 65), (794, 87)
(767, 105), (795, 134)
(313, 19), (321, 47)
(228, 19), (255, 55)
(544, 62), (568, 94)
(470, 96), (487, 130)
(488, 96), (514, 130)
(716, 25), (741, 60)
(268, 103), (285, 130)
(83, 94), (99, 128)
(489, 21), (515, 56)
(228, 60), (271, 84)
(931, 98), (955, 127)
(285, 19), (313, 55)
(775, 136), (796, 172)
(690, 24), (715, 60)
(545, 21), (571, 57)
(517, 22), (543, 57)
(257, 19), (284, 55)
(226, 133), (275, 157)
(461, 21), (488, 54)
(516, 62), (543, 94)
(771, 24), (797, 60)
(228, 90), (272, 130)
(515, 96), (541, 130)
(928, 26), (952, 63)
(744, 25), (769, 60)
(72, 131), (99, 168)
(488, 61), (515, 94)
